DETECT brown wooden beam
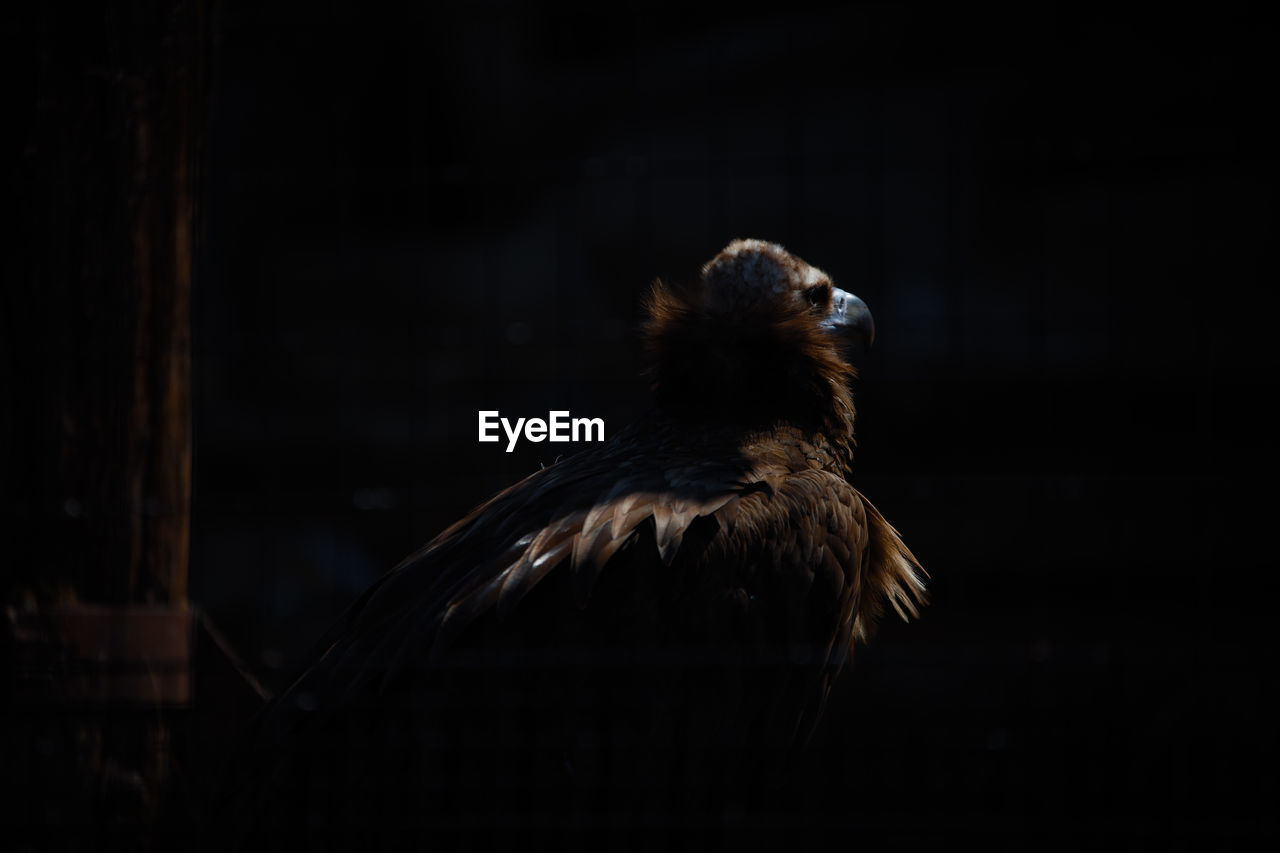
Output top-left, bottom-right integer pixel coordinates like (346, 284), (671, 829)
(4, 0), (208, 606)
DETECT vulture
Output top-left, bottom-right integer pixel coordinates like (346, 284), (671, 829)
(225, 240), (926, 850)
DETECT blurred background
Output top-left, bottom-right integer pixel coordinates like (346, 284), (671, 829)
(4, 1), (1275, 849)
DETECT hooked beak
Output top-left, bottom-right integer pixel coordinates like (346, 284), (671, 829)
(820, 287), (876, 353)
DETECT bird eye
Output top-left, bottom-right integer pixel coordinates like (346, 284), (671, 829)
(803, 283), (832, 309)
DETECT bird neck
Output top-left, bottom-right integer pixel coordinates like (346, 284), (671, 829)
(643, 283), (859, 448)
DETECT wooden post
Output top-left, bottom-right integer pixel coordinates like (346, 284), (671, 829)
(3, 2), (212, 844)
(4, 1), (206, 606)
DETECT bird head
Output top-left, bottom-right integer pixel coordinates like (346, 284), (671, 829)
(645, 240), (873, 439)
(699, 239), (875, 353)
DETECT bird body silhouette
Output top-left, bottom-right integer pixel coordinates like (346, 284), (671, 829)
(228, 240), (925, 849)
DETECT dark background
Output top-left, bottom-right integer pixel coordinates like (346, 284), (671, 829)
(10, 2), (1278, 848)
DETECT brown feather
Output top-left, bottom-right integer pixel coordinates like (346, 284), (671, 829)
(228, 240), (927, 846)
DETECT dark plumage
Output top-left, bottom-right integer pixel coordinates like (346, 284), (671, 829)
(226, 240), (926, 849)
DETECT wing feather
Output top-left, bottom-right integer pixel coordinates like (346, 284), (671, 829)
(252, 427), (923, 769)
